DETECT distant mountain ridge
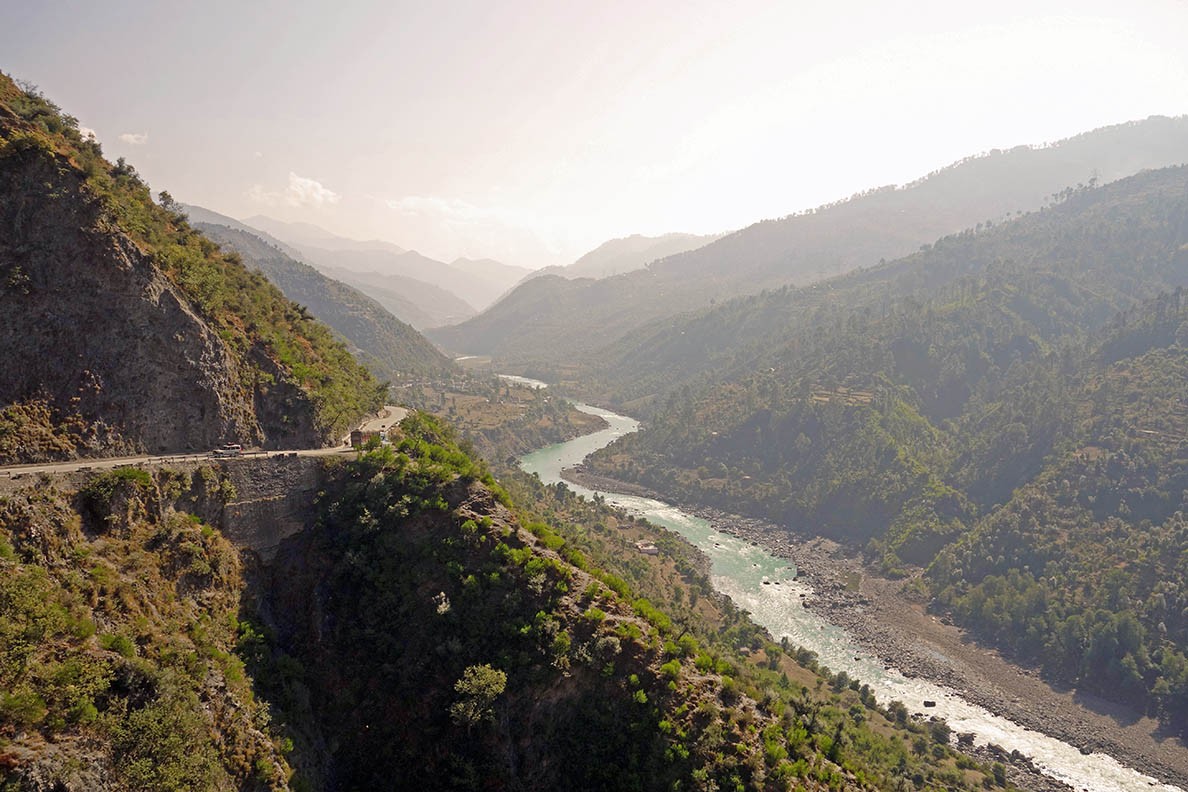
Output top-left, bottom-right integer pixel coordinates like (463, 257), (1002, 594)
(566, 232), (726, 279)
(246, 215), (532, 312)
(430, 115), (1188, 367)
(296, 245), (525, 314)
(299, 247), (485, 314)
(192, 223), (455, 383)
(311, 258), (478, 329)
(243, 214), (398, 252)
(180, 204), (308, 261)
(183, 208), (504, 328)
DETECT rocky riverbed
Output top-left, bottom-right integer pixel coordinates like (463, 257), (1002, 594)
(563, 466), (1188, 792)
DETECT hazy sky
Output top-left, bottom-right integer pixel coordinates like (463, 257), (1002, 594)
(4, 1), (1188, 268)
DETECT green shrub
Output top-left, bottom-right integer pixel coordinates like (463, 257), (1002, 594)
(659, 659), (682, 680)
(100, 633), (136, 658)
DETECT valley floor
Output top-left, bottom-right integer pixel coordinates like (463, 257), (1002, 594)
(563, 468), (1188, 792)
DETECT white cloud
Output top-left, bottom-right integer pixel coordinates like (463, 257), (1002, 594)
(118, 132), (147, 145)
(248, 172), (341, 208)
(78, 126), (98, 142)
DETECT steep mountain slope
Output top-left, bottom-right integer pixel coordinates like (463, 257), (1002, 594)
(0, 76), (381, 462)
(192, 223), (454, 382)
(430, 115), (1188, 365)
(566, 232), (725, 279)
(584, 166), (1188, 727)
(928, 296), (1188, 726)
(0, 464), (294, 790)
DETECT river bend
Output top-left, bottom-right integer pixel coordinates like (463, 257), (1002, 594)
(518, 400), (1182, 792)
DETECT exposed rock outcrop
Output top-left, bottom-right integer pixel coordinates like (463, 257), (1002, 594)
(0, 75), (379, 463)
(0, 150), (267, 455)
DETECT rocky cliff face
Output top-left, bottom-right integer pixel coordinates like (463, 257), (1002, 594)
(0, 145), (298, 457)
(0, 76), (379, 463)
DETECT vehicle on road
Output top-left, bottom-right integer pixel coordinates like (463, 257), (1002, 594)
(349, 429), (388, 448)
(212, 443), (242, 458)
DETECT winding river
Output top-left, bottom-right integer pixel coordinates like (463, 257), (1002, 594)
(518, 397), (1181, 792)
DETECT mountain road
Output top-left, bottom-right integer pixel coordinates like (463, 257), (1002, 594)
(0, 406), (409, 479)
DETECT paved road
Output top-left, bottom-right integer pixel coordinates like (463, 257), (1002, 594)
(356, 405), (409, 436)
(0, 405), (410, 479)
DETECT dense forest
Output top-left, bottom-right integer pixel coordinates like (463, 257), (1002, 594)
(0, 414), (1011, 790)
(584, 167), (1188, 727)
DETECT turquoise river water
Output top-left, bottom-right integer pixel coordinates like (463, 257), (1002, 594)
(517, 396), (1181, 792)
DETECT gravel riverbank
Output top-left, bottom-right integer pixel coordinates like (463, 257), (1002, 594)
(562, 467), (1188, 792)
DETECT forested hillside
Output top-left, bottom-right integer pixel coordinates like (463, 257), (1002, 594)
(929, 297), (1188, 726)
(0, 414), (1008, 791)
(0, 75), (382, 461)
(193, 223), (455, 384)
(430, 116), (1188, 368)
(584, 166), (1188, 727)
(585, 166), (1188, 409)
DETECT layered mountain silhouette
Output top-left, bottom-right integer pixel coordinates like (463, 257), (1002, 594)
(430, 116), (1188, 368)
